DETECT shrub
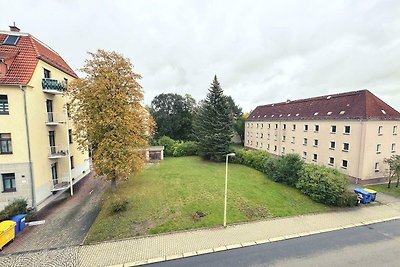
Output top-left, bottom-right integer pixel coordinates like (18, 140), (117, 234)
(296, 164), (349, 206)
(336, 191), (359, 207)
(0, 199), (28, 221)
(157, 136), (176, 156)
(110, 196), (129, 213)
(172, 141), (198, 157)
(273, 154), (303, 186)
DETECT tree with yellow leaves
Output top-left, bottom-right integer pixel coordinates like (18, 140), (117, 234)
(68, 49), (154, 192)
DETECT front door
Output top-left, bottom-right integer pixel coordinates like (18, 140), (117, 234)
(46, 99), (53, 122)
(51, 162), (58, 185)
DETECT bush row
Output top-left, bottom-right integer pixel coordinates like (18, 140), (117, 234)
(0, 199), (28, 221)
(157, 136), (199, 157)
(231, 148), (357, 207)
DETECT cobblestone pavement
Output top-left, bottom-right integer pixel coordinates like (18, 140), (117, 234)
(1, 171), (106, 254)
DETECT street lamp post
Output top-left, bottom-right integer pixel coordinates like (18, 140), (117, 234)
(224, 152), (235, 228)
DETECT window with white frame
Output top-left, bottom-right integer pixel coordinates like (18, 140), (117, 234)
(342, 160), (348, 169)
(393, 126), (398, 135)
(304, 125), (308, 131)
(378, 126), (383, 135)
(274, 145), (277, 152)
(330, 141), (336, 149)
(283, 124), (286, 130)
(329, 157), (334, 165)
(313, 139), (318, 147)
(282, 135), (286, 142)
(374, 162), (379, 172)
(292, 124), (296, 131)
(315, 125), (319, 132)
(343, 143), (349, 152)
(376, 144), (381, 154)
(291, 136), (295, 144)
(274, 134), (277, 141)
(275, 124), (278, 129)
(313, 153), (317, 161)
(282, 147), (286, 154)
(391, 143), (396, 152)
(267, 144), (270, 150)
(331, 125), (336, 133)
(303, 138), (308, 145)
(344, 125), (351, 134)
(302, 151), (307, 159)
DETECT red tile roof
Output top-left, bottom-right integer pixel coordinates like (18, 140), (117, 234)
(248, 90), (400, 121)
(0, 31), (77, 85)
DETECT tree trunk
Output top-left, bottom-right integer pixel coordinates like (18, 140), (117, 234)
(396, 175), (399, 188)
(388, 176), (392, 188)
(111, 177), (117, 192)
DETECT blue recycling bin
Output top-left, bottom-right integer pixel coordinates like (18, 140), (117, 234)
(10, 214), (27, 235)
(354, 188), (373, 204)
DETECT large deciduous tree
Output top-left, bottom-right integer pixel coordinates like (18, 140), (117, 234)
(384, 155), (400, 188)
(194, 75), (234, 162)
(68, 49), (154, 192)
(150, 93), (196, 140)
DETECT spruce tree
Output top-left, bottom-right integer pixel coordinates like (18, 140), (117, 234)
(195, 75), (234, 161)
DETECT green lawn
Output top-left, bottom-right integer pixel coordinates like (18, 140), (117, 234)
(368, 184), (400, 198)
(85, 156), (330, 244)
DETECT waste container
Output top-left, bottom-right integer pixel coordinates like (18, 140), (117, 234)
(364, 188), (377, 201)
(0, 220), (16, 250)
(11, 214), (27, 235)
(354, 188), (373, 204)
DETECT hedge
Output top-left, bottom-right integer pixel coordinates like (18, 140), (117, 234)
(0, 199), (28, 221)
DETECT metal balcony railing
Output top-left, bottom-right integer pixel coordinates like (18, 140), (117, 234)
(45, 112), (66, 125)
(42, 78), (66, 94)
(48, 145), (68, 159)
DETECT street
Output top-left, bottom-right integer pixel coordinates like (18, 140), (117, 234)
(149, 219), (400, 267)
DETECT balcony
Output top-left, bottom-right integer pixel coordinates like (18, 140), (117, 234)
(51, 159), (91, 192)
(45, 112), (66, 126)
(48, 145), (68, 159)
(42, 78), (66, 94)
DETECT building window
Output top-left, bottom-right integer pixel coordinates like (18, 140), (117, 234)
(291, 136), (295, 144)
(393, 126), (398, 135)
(260, 143), (263, 148)
(68, 129), (73, 144)
(291, 149), (295, 153)
(260, 133), (263, 139)
(274, 134), (277, 141)
(302, 151), (307, 159)
(315, 125), (319, 132)
(342, 160), (348, 169)
(0, 95), (9, 114)
(2, 173), (16, 192)
(330, 141), (336, 149)
(376, 144), (381, 154)
(343, 143), (349, 152)
(313, 139), (318, 147)
(282, 135), (286, 142)
(250, 141), (252, 145)
(378, 126), (383, 135)
(275, 124), (278, 129)
(256, 142), (259, 147)
(268, 124), (271, 129)
(344, 126), (351, 134)
(282, 147), (286, 154)
(303, 138), (308, 145)
(274, 145), (277, 152)
(329, 157), (334, 166)
(267, 144), (270, 150)
(70, 156), (74, 169)
(283, 124), (287, 130)
(257, 123), (259, 128)
(304, 125), (308, 131)
(251, 123), (253, 128)
(374, 162), (379, 172)
(256, 133), (259, 138)
(331, 125), (337, 133)
(247, 140), (249, 145)
(267, 134), (270, 140)
(0, 133), (12, 154)
(292, 124), (296, 131)
(261, 123), (263, 128)
(391, 143), (396, 153)
(44, 68), (51, 78)
(313, 153), (318, 162)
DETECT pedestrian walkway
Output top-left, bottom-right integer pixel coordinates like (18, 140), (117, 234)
(1, 196), (400, 267)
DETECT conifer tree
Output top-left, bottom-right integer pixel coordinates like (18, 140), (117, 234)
(194, 75), (234, 161)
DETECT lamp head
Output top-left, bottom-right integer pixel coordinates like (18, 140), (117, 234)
(227, 153), (236, 157)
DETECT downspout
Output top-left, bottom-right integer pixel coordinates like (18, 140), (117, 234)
(20, 85), (36, 209)
(64, 94), (73, 196)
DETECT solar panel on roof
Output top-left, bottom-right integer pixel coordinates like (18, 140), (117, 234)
(3, 35), (20, 46)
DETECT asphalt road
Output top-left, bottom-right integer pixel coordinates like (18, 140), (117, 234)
(149, 219), (400, 267)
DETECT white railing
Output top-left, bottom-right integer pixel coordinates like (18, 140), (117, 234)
(45, 112), (66, 125)
(52, 159), (91, 191)
(48, 145), (68, 158)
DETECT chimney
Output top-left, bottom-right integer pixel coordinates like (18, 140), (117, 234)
(9, 22), (20, 32)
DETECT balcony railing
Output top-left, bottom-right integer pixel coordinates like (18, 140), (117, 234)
(48, 145), (68, 159)
(42, 78), (66, 94)
(45, 112), (66, 125)
(51, 159), (91, 192)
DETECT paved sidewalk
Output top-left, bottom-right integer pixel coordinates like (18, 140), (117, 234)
(1, 196), (400, 267)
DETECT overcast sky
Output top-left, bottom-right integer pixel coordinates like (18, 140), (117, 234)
(1, 0), (399, 112)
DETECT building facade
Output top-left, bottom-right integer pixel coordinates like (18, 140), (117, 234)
(0, 26), (90, 210)
(245, 90), (400, 184)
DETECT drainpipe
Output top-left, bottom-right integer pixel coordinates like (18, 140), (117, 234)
(64, 94), (73, 196)
(20, 85), (36, 210)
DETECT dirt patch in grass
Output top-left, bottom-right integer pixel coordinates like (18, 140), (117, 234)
(238, 201), (270, 220)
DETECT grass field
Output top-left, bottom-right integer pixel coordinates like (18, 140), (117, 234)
(368, 184), (400, 198)
(85, 156), (330, 244)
